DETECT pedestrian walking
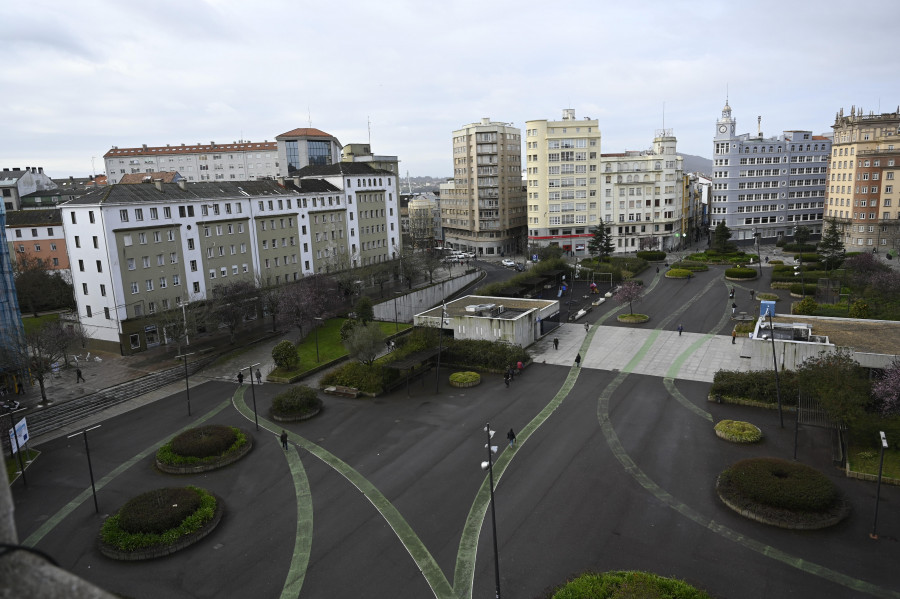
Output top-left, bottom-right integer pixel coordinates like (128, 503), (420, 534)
(237, 372), (244, 385)
(507, 364), (515, 381)
(750, 289), (755, 300)
(656, 266), (659, 273)
(255, 369), (262, 385)
(732, 330), (737, 344)
(575, 353), (581, 367)
(507, 428), (517, 447)
(677, 324), (683, 336)
(553, 337), (559, 350)
(731, 302), (737, 316)
(504, 372), (510, 388)
(76, 368), (85, 383)
(280, 430), (288, 449)
(584, 322), (589, 332)
(516, 360), (523, 374)
(729, 287), (735, 299)
(765, 256), (769, 264)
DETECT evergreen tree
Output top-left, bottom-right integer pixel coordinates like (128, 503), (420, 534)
(818, 218), (845, 272)
(588, 223), (614, 261)
(713, 222), (732, 252)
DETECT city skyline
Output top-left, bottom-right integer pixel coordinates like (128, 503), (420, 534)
(3, 0), (899, 179)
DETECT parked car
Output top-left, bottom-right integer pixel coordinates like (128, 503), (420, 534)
(501, 258), (516, 267)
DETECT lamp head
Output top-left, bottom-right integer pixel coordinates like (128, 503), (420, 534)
(481, 461), (490, 471)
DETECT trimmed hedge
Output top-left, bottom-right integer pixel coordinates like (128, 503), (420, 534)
(170, 425), (237, 459)
(782, 243), (817, 252)
(715, 420), (762, 443)
(718, 458), (838, 512)
(449, 371), (481, 386)
(156, 427), (247, 467)
(548, 570), (710, 599)
(321, 362), (399, 394)
(636, 250), (666, 261)
(272, 340), (299, 369)
(710, 369), (799, 407)
(671, 260), (708, 272)
(101, 486), (216, 551)
(272, 385), (322, 415)
(666, 268), (692, 279)
(725, 267), (757, 279)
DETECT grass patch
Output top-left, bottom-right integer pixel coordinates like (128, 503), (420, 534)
(546, 570), (710, 599)
(22, 313), (60, 334)
(848, 446), (900, 479)
(5, 449), (40, 483)
(617, 313), (649, 323)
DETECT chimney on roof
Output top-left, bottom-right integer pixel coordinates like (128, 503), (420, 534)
(177, 180), (186, 191)
(142, 144), (147, 150)
(38, 167), (43, 174)
(154, 180), (163, 192)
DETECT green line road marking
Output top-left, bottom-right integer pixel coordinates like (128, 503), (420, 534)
(232, 390), (454, 599)
(280, 444), (312, 599)
(24, 395), (233, 548)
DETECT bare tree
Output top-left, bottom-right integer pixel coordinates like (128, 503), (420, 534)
(25, 320), (74, 402)
(395, 245), (422, 289)
(210, 280), (257, 343)
(280, 275), (326, 339)
(343, 322), (385, 365)
(257, 277), (285, 332)
(613, 281), (645, 315)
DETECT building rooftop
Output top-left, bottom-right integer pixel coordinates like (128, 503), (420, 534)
(296, 162), (395, 178)
(118, 171), (181, 184)
(103, 141), (277, 158)
(67, 179), (340, 205)
(418, 295), (557, 321)
(4, 208), (62, 226)
(275, 127), (334, 139)
(771, 315), (900, 356)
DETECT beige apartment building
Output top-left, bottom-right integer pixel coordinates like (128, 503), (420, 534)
(442, 118), (526, 256)
(826, 106), (900, 252)
(600, 130), (685, 252)
(524, 109), (602, 257)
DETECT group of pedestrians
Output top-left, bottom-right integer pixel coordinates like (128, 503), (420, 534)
(504, 360), (524, 387)
(236, 369), (263, 385)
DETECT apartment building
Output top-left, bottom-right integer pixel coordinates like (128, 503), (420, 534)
(524, 109), (602, 256)
(712, 103), (830, 242)
(825, 106), (900, 251)
(62, 168), (399, 353)
(0, 195), (27, 391)
(600, 131), (685, 252)
(442, 118), (526, 256)
(1, 166), (59, 211)
(5, 209), (70, 276)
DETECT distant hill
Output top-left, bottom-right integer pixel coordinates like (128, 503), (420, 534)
(682, 153), (711, 176)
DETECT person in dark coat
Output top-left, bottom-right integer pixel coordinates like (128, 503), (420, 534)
(575, 353), (581, 367)
(677, 324), (683, 336)
(507, 428), (517, 447)
(237, 372), (244, 385)
(553, 337), (559, 350)
(76, 368), (85, 383)
(280, 430), (288, 449)
(504, 372), (510, 388)
(255, 369), (262, 385)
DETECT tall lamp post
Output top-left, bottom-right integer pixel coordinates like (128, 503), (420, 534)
(434, 302), (448, 394)
(763, 308), (784, 428)
(174, 352), (195, 416)
(870, 431), (888, 539)
(753, 229), (762, 276)
(67, 425), (101, 513)
(244, 362), (260, 431)
(480, 423), (502, 599)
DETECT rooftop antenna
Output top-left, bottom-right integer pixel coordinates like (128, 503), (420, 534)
(757, 115), (762, 137)
(406, 170), (412, 195)
(662, 101), (665, 130)
(726, 83), (729, 105)
(308, 107), (312, 129)
(368, 116), (371, 146)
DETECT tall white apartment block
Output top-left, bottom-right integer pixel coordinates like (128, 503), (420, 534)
(525, 109), (602, 256)
(600, 130), (685, 252)
(442, 118), (526, 256)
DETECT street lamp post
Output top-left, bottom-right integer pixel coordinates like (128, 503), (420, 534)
(174, 352), (195, 416)
(67, 425), (101, 513)
(434, 302), (447, 394)
(870, 431), (888, 539)
(764, 308), (784, 428)
(753, 229), (762, 276)
(480, 423), (502, 599)
(245, 362), (260, 431)
(4, 405), (27, 488)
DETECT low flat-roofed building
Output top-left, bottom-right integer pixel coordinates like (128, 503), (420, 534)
(414, 295), (559, 347)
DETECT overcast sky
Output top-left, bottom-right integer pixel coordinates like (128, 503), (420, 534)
(3, 0), (899, 180)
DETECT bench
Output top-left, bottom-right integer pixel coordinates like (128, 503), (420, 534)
(324, 385), (359, 398)
(592, 297), (606, 307)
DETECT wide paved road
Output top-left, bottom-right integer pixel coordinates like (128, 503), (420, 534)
(11, 265), (900, 598)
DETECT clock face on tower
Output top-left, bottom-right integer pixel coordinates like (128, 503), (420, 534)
(719, 125), (728, 133)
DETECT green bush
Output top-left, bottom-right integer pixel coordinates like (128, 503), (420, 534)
(789, 283), (818, 296)
(170, 425), (237, 459)
(548, 570), (710, 599)
(443, 338), (528, 371)
(710, 369), (799, 406)
(782, 243), (817, 252)
(793, 297), (818, 315)
(797, 253), (821, 262)
(636, 250), (666, 261)
(715, 420), (762, 443)
(776, 237), (787, 247)
(666, 268), (692, 278)
(101, 486), (216, 551)
(849, 300), (871, 319)
(849, 413), (900, 449)
(671, 260), (708, 272)
(718, 458), (838, 512)
(272, 385), (322, 414)
(449, 371), (480, 385)
(321, 362), (400, 394)
(272, 340), (298, 369)
(769, 259), (784, 265)
(117, 487), (202, 534)
(156, 427), (247, 466)
(339, 319), (357, 342)
(724, 267), (757, 279)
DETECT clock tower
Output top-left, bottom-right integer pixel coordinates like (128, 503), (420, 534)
(715, 102), (735, 140)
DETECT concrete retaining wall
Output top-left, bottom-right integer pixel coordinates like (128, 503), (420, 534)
(373, 272), (481, 323)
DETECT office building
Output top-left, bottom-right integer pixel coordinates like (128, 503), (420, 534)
(712, 102), (830, 242)
(826, 106), (900, 251)
(443, 118), (526, 256)
(524, 109), (602, 256)
(1, 166), (59, 211)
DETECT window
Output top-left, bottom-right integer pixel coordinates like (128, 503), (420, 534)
(146, 279), (154, 291)
(193, 282), (200, 293)
(135, 208), (144, 221)
(173, 274), (181, 286)
(164, 206), (171, 218)
(127, 258), (136, 270)
(75, 236), (81, 248)
(131, 282), (139, 294)
(139, 233), (147, 244)
(104, 307), (110, 319)
(96, 260), (102, 273)
(150, 207), (158, 220)
(100, 284), (106, 296)
(159, 277), (167, 288)
(86, 305), (92, 318)
(190, 259), (197, 272)
(93, 236), (98, 248)
(142, 256), (150, 268)
(123, 234), (133, 246)
(119, 209), (129, 222)
(157, 254), (164, 266)
(82, 283), (89, 295)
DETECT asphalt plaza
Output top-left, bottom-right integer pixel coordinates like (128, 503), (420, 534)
(10, 266), (900, 598)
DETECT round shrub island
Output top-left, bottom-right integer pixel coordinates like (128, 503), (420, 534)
(99, 486), (223, 560)
(756, 292), (779, 302)
(714, 420), (762, 443)
(271, 385), (323, 422)
(666, 268), (692, 279)
(636, 250), (666, 261)
(156, 425), (252, 474)
(617, 313), (650, 324)
(449, 371), (481, 388)
(716, 457), (849, 529)
(548, 570), (710, 599)
(724, 267), (758, 280)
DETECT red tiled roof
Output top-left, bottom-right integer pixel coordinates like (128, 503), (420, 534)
(275, 128), (333, 139)
(103, 141), (276, 158)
